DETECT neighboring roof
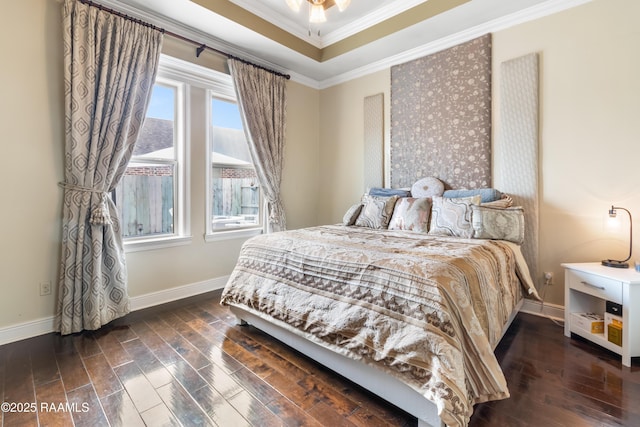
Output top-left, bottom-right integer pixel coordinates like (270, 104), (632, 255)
(134, 117), (253, 165)
(211, 126), (252, 163)
(212, 152), (251, 167)
(134, 117), (173, 156)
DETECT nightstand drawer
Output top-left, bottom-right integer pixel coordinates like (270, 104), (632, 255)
(567, 269), (622, 304)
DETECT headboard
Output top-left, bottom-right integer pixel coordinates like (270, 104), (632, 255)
(390, 34), (492, 190)
(387, 35), (540, 286)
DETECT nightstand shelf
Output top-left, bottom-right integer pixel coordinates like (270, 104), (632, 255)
(563, 262), (640, 367)
(571, 324), (621, 354)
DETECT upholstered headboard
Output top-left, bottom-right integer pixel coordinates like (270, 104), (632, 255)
(387, 35), (540, 286)
(390, 34), (492, 190)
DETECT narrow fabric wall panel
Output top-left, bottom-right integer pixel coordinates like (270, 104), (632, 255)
(364, 93), (384, 190)
(495, 53), (540, 285)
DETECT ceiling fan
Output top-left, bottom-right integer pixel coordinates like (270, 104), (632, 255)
(286, 0), (351, 23)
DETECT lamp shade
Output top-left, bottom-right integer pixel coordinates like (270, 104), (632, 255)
(309, 4), (327, 23)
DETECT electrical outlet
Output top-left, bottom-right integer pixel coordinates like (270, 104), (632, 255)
(544, 272), (553, 284)
(40, 281), (51, 296)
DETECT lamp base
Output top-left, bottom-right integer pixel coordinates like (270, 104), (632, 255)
(601, 259), (630, 268)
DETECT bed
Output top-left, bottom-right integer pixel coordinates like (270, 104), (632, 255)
(220, 200), (539, 427)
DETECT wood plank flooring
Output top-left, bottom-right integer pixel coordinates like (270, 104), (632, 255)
(1, 290), (639, 427)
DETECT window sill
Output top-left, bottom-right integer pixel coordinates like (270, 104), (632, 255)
(204, 227), (263, 243)
(124, 235), (192, 253)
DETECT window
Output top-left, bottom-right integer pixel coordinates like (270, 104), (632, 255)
(113, 56), (189, 251)
(208, 97), (261, 235)
(112, 54), (260, 248)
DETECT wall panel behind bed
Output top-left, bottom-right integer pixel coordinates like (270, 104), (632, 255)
(389, 36), (540, 286)
(495, 53), (540, 284)
(390, 34), (492, 189)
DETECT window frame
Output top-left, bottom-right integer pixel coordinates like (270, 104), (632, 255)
(204, 75), (263, 242)
(122, 56), (191, 253)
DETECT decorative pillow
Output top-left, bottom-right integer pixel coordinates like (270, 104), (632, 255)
(368, 187), (412, 198)
(471, 205), (525, 244)
(482, 194), (514, 208)
(342, 203), (363, 226)
(443, 188), (503, 203)
(428, 195), (481, 238)
(355, 195), (399, 229)
(388, 197), (432, 233)
(411, 177), (445, 198)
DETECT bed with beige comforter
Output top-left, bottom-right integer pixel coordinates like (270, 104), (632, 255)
(221, 224), (538, 426)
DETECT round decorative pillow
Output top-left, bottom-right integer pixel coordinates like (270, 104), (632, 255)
(411, 177), (445, 198)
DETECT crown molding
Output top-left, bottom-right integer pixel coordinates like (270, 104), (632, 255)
(318, 0), (593, 89)
(228, 0), (425, 49)
(88, 0), (592, 90)
(94, 0), (291, 78)
(320, 0), (425, 48)
(227, 0), (324, 49)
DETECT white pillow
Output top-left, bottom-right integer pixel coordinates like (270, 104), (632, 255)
(411, 176), (445, 198)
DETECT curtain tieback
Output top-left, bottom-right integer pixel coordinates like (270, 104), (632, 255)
(58, 182), (113, 226)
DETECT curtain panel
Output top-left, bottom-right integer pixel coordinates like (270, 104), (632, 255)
(228, 59), (287, 233)
(57, 0), (163, 334)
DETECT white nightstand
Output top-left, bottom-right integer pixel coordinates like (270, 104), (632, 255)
(563, 262), (640, 366)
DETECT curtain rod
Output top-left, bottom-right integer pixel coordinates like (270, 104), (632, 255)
(78, 0), (291, 80)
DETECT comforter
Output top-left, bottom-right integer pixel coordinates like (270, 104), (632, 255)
(221, 225), (538, 426)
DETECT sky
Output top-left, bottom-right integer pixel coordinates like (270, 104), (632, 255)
(146, 84), (243, 130)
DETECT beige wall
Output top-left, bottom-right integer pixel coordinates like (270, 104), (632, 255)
(282, 80), (321, 229)
(492, 0), (640, 304)
(318, 70), (391, 224)
(318, 0), (640, 305)
(1, 0), (65, 328)
(0, 0), (320, 330)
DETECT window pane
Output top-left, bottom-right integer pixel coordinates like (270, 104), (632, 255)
(115, 82), (177, 239)
(210, 98), (260, 230)
(116, 161), (175, 237)
(134, 84), (175, 158)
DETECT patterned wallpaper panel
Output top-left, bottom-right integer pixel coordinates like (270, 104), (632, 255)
(390, 34), (492, 190)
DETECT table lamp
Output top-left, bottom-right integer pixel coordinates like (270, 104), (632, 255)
(602, 205), (632, 268)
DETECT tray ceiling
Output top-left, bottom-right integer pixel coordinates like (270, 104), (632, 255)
(99, 0), (591, 87)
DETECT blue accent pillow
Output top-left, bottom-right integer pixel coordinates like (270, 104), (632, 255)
(368, 187), (411, 198)
(443, 188), (502, 204)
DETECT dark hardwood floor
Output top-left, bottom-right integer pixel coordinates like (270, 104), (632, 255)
(1, 290), (639, 427)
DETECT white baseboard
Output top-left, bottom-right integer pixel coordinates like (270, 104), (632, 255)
(0, 276), (229, 347)
(519, 299), (565, 321)
(0, 316), (58, 347)
(130, 276), (228, 311)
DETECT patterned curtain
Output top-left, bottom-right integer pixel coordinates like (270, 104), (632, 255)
(57, 0), (163, 334)
(228, 59), (287, 233)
